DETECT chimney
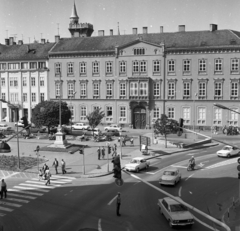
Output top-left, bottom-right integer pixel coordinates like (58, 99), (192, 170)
(18, 40), (23, 45)
(5, 39), (9, 45)
(55, 35), (60, 43)
(160, 26), (164, 33)
(110, 29), (113, 36)
(132, 28), (138, 34)
(26, 45), (30, 53)
(143, 27), (148, 34)
(210, 24), (218, 32)
(9, 37), (14, 45)
(178, 25), (185, 32)
(98, 30), (104, 36)
(41, 39), (45, 44)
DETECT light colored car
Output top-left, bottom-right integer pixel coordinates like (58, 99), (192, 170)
(89, 128), (101, 136)
(158, 197), (194, 228)
(72, 123), (90, 130)
(217, 145), (240, 158)
(124, 157), (150, 172)
(0, 123), (12, 131)
(104, 124), (122, 132)
(159, 168), (181, 186)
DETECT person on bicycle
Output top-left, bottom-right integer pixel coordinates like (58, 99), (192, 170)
(189, 156), (195, 167)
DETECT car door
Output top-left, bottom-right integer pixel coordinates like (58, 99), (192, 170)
(232, 147), (239, 156)
(161, 200), (169, 218)
(140, 159), (147, 169)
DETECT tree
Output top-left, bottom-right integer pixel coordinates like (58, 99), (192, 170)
(86, 108), (105, 134)
(153, 114), (179, 148)
(31, 100), (71, 133)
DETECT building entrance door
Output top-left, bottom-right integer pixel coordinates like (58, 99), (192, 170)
(133, 107), (146, 129)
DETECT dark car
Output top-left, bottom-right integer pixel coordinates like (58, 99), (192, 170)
(103, 130), (120, 137)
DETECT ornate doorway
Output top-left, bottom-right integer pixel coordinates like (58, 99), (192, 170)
(133, 107), (146, 129)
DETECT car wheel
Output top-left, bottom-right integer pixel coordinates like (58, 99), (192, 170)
(168, 220), (172, 228)
(136, 168), (140, 173)
(227, 154), (231, 158)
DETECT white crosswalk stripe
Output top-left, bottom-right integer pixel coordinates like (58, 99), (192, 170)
(0, 175), (76, 217)
(205, 159), (237, 169)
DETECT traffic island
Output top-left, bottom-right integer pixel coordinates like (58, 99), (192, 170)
(39, 144), (87, 154)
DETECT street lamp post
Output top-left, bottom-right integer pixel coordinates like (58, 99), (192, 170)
(35, 145), (40, 172)
(119, 131), (122, 159)
(70, 92), (76, 131)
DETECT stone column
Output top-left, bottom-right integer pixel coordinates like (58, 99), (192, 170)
(145, 105), (150, 129)
(128, 105), (132, 128)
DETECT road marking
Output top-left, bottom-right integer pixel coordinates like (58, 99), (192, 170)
(14, 186), (49, 193)
(98, 219), (102, 231)
(185, 174), (194, 181)
(51, 175), (76, 180)
(178, 186), (182, 197)
(7, 193), (36, 200)
(171, 165), (187, 169)
(0, 201), (21, 208)
(1, 171), (19, 179)
(108, 195), (117, 205)
(8, 189), (43, 196)
(19, 183), (55, 189)
(31, 178), (69, 184)
(0, 206), (13, 212)
(0, 213), (5, 217)
(206, 158), (237, 169)
(25, 181), (61, 187)
(7, 198), (29, 203)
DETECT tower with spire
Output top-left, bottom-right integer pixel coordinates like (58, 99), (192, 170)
(68, 1), (94, 38)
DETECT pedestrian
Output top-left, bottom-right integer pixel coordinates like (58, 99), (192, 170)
(52, 158), (59, 174)
(101, 147), (105, 159)
(122, 137), (126, 146)
(38, 169), (43, 181)
(1, 179), (7, 199)
(61, 159), (67, 174)
(42, 163), (49, 174)
(97, 147), (101, 160)
(45, 170), (51, 185)
(114, 143), (117, 152)
(130, 137), (134, 146)
(116, 192), (121, 216)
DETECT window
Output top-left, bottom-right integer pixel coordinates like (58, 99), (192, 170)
(213, 108), (222, 125)
(130, 82), (138, 96)
(10, 93), (18, 102)
(93, 61), (99, 74)
(55, 63), (61, 75)
(79, 62), (86, 75)
(197, 107), (206, 124)
(120, 83), (126, 96)
(183, 107), (190, 124)
(22, 77), (27, 87)
(183, 59), (191, 74)
(119, 106), (126, 122)
(30, 62), (37, 69)
(106, 106), (113, 117)
(31, 77), (35, 87)
(93, 83), (99, 96)
(80, 83), (86, 96)
(199, 59), (207, 74)
(168, 107), (175, 119)
(1, 93), (5, 100)
(21, 62), (28, 69)
(8, 63), (20, 70)
(106, 83), (113, 96)
(134, 48), (145, 55)
(23, 93), (27, 102)
(183, 82), (190, 96)
(1, 78), (5, 87)
(168, 82), (175, 97)
(31, 93), (36, 102)
(38, 62), (46, 69)
(153, 83), (160, 96)
(139, 82), (148, 96)
(229, 108), (238, 125)
(55, 83), (60, 98)
(231, 82), (238, 97)
(93, 106), (100, 111)
(231, 58), (239, 74)
(153, 60), (160, 74)
(133, 61), (139, 73)
(214, 82), (222, 96)
(80, 106), (87, 121)
(106, 61), (113, 74)
(167, 60), (175, 74)
(40, 93), (44, 102)
(119, 61), (126, 74)
(198, 82), (206, 97)
(0, 63), (6, 70)
(10, 77), (18, 87)
(40, 77), (44, 86)
(69, 105), (74, 120)
(140, 61), (147, 73)
(67, 62), (74, 75)
(68, 83), (74, 98)
(132, 60), (147, 74)
(153, 108), (160, 119)
(214, 58), (223, 74)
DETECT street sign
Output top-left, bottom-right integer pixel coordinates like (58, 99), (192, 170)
(140, 136), (151, 146)
(238, 158), (240, 164)
(115, 178), (123, 187)
(237, 165), (240, 171)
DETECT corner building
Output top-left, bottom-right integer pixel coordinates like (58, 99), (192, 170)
(49, 4), (240, 129)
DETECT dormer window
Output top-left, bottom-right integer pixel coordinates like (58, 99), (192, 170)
(134, 48), (145, 55)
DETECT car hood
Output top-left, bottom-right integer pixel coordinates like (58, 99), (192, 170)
(161, 175), (176, 181)
(217, 150), (230, 154)
(170, 211), (193, 220)
(125, 163), (138, 168)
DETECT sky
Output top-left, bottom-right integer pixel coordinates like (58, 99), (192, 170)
(1, 0), (240, 44)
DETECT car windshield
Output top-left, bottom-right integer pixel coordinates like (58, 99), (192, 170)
(170, 204), (188, 212)
(222, 147), (231, 151)
(163, 171), (175, 176)
(130, 159), (138, 164)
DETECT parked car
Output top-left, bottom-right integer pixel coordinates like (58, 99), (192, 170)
(217, 145), (240, 158)
(124, 157), (150, 172)
(88, 128), (101, 136)
(0, 123), (12, 131)
(72, 123), (90, 130)
(158, 197), (194, 228)
(104, 124), (122, 132)
(103, 130), (120, 137)
(159, 168), (181, 186)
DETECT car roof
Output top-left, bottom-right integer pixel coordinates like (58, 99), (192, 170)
(223, 145), (232, 148)
(133, 157), (144, 160)
(0, 124), (7, 126)
(163, 168), (178, 172)
(162, 197), (181, 205)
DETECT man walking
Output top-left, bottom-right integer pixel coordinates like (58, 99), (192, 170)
(1, 179), (7, 199)
(116, 192), (121, 216)
(101, 147), (105, 159)
(45, 170), (51, 185)
(52, 158), (59, 174)
(97, 147), (101, 160)
(61, 159), (67, 174)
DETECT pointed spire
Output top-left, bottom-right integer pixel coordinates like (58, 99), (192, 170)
(70, 1), (79, 20)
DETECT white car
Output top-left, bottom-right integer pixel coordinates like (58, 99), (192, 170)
(88, 128), (101, 136)
(104, 124), (122, 132)
(0, 123), (12, 131)
(158, 197), (194, 228)
(72, 123), (90, 130)
(217, 145), (240, 158)
(159, 168), (181, 186)
(124, 157), (150, 172)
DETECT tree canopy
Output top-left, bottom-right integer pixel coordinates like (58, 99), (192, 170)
(86, 108), (105, 129)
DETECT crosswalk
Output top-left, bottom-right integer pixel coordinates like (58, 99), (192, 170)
(0, 175), (76, 217)
(205, 158), (238, 169)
